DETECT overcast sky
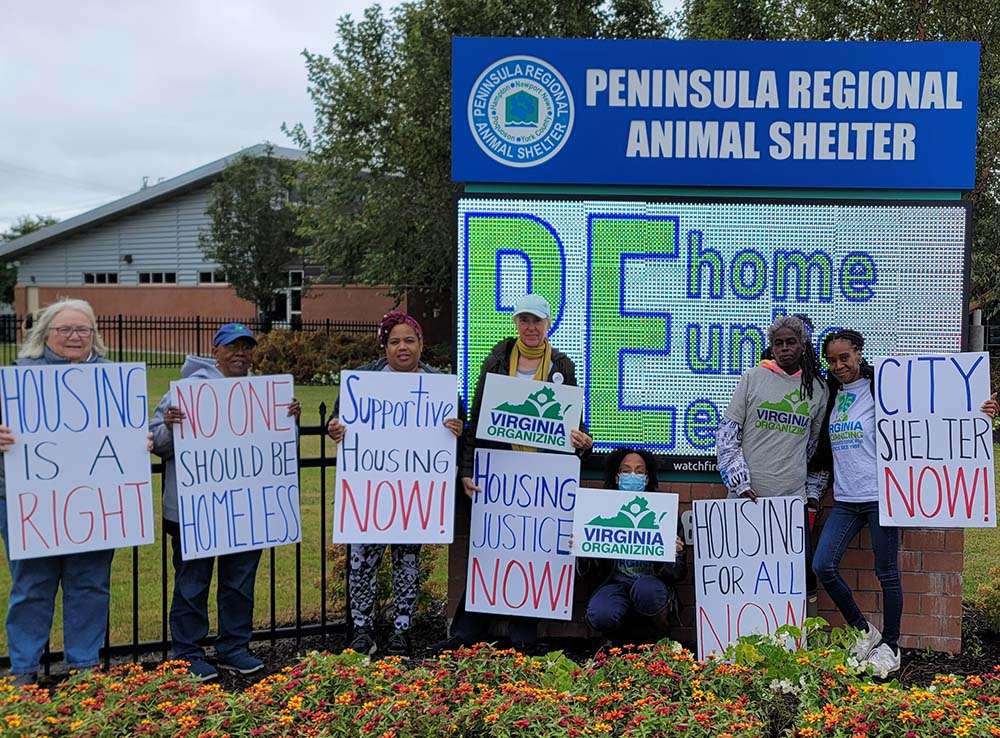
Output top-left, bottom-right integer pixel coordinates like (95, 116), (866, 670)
(1, 0), (681, 234)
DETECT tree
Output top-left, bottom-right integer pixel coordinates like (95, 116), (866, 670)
(287, 0), (673, 314)
(681, 0), (1000, 312)
(200, 145), (303, 320)
(0, 215), (58, 305)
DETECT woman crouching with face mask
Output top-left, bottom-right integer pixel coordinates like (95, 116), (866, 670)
(582, 449), (687, 641)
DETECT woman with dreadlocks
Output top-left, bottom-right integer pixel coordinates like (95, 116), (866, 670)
(812, 329), (997, 678)
(716, 315), (827, 506)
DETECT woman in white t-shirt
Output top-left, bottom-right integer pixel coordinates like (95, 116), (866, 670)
(812, 329), (997, 678)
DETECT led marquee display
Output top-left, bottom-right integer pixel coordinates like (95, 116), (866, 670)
(457, 196), (968, 468)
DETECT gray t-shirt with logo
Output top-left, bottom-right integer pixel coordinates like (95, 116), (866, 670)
(830, 378), (878, 503)
(724, 366), (828, 500)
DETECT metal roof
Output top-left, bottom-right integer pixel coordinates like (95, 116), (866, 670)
(0, 144), (305, 259)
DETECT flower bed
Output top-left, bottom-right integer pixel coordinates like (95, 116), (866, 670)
(2, 625), (999, 737)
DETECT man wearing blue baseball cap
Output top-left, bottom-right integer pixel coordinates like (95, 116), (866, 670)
(150, 322), (301, 680)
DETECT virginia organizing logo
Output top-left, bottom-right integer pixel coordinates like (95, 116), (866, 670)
(486, 387), (570, 445)
(579, 496), (666, 557)
(755, 390), (811, 435)
(467, 55), (574, 168)
(829, 391), (863, 448)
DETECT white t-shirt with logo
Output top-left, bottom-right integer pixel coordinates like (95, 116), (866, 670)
(830, 378), (878, 503)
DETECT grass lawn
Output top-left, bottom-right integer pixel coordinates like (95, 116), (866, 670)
(0, 364), (994, 654)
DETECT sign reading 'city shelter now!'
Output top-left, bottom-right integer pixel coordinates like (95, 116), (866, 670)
(452, 37), (980, 189)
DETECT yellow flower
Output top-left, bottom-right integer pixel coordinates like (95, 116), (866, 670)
(593, 723), (612, 733)
(69, 720), (84, 731)
(5, 715), (22, 728)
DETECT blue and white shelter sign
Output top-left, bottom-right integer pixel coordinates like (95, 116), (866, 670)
(452, 37), (980, 189)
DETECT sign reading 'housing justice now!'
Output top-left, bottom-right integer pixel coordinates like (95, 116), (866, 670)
(452, 37), (980, 189)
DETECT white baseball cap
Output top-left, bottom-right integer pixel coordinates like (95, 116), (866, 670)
(512, 293), (551, 319)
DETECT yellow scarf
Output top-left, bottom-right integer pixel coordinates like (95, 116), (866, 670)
(507, 339), (552, 453)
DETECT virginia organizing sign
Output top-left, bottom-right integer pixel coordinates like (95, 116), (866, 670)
(1, 363), (153, 560)
(876, 352), (995, 528)
(452, 37), (980, 189)
(572, 489), (679, 563)
(457, 196), (968, 465)
(475, 374), (583, 453)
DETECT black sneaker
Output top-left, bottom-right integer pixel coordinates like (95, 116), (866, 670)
(348, 627), (377, 656)
(384, 630), (411, 657)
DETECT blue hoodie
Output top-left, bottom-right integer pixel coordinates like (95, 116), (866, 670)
(0, 347), (107, 500)
(150, 355), (223, 523)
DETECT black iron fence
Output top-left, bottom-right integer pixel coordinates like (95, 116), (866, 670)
(0, 405), (345, 673)
(0, 314), (378, 367)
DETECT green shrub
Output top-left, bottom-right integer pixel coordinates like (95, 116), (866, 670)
(252, 330), (379, 384)
(975, 566), (1000, 633)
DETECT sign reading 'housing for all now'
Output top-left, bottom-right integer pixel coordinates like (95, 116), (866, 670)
(876, 352), (996, 528)
(452, 37), (979, 189)
(475, 374), (583, 453)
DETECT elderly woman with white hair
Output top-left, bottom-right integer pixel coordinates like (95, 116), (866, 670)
(0, 298), (115, 685)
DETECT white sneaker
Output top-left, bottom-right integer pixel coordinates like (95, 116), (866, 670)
(851, 622), (881, 661)
(866, 643), (901, 678)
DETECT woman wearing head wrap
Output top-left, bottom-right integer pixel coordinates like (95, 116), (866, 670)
(327, 311), (463, 657)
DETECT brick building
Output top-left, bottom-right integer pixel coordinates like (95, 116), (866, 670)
(0, 145), (401, 324)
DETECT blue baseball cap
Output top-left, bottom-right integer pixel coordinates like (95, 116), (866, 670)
(212, 322), (257, 347)
(512, 293), (551, 320)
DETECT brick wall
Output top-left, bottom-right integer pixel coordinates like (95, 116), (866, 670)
(447, 479), (965, 653)
(14, 284), (401, 322)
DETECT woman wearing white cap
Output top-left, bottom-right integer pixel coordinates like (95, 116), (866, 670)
(446, 293), (592, 651)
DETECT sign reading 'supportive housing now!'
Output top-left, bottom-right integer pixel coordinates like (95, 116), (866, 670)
(876, 352), (996, 528)
(335, 370), (459, 544)
(1, 363), (154, 560)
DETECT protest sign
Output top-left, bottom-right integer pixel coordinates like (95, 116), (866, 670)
(475, 374), (583, 453)
(171, 374), (300, 559)
(334, 370), (459, 544)
(1, 363), (153, 560)
(876, 352), (995, 527)
(572, 489), (678, 563)
(693, 496), (806, 659)
(466, 448), (578, 620)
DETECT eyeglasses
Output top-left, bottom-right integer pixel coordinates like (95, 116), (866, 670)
(50, 326), (94, 337)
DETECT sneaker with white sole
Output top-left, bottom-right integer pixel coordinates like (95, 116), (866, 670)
(218, 651), (264, 675)
(866, 643), (901, 678)
(851, 622), (881, 661)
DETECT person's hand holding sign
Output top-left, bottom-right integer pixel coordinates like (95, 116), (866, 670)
(163, 406), (186, 427)
(287, 398), (302, 420)
(327, 418), (346, 444)
(570, 429), (593, 451)
(740, 489), (758, 502)
(444, 418), (464, 438)
(462, 477), (480, 499)
(0, 424), (15, 453)
(981, 393), (998, 419)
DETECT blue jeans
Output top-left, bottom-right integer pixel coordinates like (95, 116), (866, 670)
(0, 496), (114, 674)
(812, 501), (902, 650)
(586, 574), (671, 633)
(165, 521), (261, 661)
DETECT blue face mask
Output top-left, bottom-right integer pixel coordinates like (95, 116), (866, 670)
(617, 472), (647, 492)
